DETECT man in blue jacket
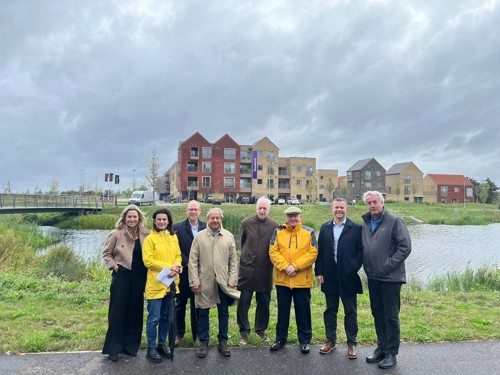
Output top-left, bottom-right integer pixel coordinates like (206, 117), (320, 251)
(172, 200), (206, 346)
(315, 197), (363, 359)
(362, 191), (411, 369)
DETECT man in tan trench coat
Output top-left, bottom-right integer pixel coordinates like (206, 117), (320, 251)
(188, 207), (240, 359)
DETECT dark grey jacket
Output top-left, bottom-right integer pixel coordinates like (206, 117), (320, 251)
(361, 209), (411, 283)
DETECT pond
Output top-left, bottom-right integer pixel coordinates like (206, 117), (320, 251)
(40, 223), (500, 284)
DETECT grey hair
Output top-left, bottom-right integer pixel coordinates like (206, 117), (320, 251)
(256, 196), (271, 206)
(206, 207), (224, 219)
(362, 191), (385, 205)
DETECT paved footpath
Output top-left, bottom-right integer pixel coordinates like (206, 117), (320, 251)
(1, 341), (498, 375)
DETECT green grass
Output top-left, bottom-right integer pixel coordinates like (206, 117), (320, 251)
(0, 267), (498, 353)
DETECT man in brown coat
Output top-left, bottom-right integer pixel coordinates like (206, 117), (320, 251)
(237, 197), (279, 345)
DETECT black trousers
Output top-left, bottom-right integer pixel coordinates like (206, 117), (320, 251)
(367, 279), (402, 355)
(324, 293), (358, 345)
(275, 286), (312, 344)
(236, 290), (271, 334)
(102, 267), (146, 355)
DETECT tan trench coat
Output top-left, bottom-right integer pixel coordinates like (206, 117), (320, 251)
(188, 225), (240, 308)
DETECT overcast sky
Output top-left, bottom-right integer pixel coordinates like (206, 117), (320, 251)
(1, 0), (499, 193)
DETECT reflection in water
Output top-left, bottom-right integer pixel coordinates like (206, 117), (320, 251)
(40, 223), (499, 283)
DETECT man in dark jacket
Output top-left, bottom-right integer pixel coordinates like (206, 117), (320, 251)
(315, 197), (363, 359)
(237, 197), (279, 345)
(172, 200), (206, 347)
(362, 191), (411, 369)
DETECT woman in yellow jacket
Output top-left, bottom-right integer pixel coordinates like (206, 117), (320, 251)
(269, 206), (318, 354)
(142, 208), (182, 363)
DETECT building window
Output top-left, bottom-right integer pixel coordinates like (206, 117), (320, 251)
(365, 182), (372, 189)
(187, 177), (198, 188)
(267, 165), (274, 175)
(279, 167), (289, 175)
(240, 150), (249, 160)
(267, 151), (275, 162)
(257, 179), (262, 185)
(376, 182), (382, 188)
(224, 162), (235, 174)
(190, 147), (199, 159)
(441, 186), (448, 196)
(404, 174), (410, 184)
(224, 177), (235, 188)
(267, 179), (274, 189)
(306, 180), (311, 187)
(240, 178), (252, 188)
(375, 170), (381, 177)
(202, 162), (211, 173)
(258, 150), (264, 157)
(187, 162), (198, 172)
(296, 165), (302, 173)
(297, 180), (301, 186)
(224, 148), (236, 159)
(454, 187), (460, 193)
(202, 147), (212, 158)
(347, 171), (352, 181)
(258, 165), (263, 171)
(404, 185), (411, 194)
(240, 165), (251, 174)
(364, 170), (371, 180)
(306, 166), (313, 176)
(202, 176), (211, 188)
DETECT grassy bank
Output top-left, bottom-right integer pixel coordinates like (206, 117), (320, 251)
(16, 201), (500, 234)
(0, 267), (498, 353)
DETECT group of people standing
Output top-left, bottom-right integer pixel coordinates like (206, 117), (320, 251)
(101, 190), (411, 370)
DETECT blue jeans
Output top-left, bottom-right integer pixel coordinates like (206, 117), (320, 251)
(198, 286), (230, 344)
(146, 293), (173, 348)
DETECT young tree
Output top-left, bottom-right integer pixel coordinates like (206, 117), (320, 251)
(48, 178), (59, 194)
(145, 149), (162, 201)
(325, 178), (335, 201)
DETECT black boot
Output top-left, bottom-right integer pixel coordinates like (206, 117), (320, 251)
(146, 347), (163, 363)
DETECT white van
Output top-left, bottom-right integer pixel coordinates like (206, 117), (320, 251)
(128, 191), (155, 206)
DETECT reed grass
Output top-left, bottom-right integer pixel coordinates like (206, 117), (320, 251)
(427, 266), (500, 292)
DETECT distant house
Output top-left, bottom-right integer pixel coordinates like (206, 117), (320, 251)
(385, 162), (424, 203)
(423, 174), (474, 203)
(346, 158), (386, 201)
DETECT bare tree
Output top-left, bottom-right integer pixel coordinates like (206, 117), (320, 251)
(2, 180), (13, 193)
(145, 149), (162, 201)
(325, 178), (335, 201)
(48, 178), (59, 194)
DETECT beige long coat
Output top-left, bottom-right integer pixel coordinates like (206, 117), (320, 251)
(188, 225), (240, 308)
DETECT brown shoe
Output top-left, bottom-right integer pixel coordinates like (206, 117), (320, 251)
(175, 336), (182, 347)
(348, 344), (358, 359)
(197, 343), (209, 358)
(319, 341), (336, 354)
(257, 331), (270, 342)
(218, 341), (231, 356)
(239, 332), (248, 345)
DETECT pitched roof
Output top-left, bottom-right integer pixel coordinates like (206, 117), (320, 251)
(346, 158), (374, 171)
(386, 162), (411, 175)
(426, 174), (474, 187)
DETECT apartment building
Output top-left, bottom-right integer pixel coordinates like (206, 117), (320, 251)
(385, 162), (424, 203)
(168, 132), (330, 203)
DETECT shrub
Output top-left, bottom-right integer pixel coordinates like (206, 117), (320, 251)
(41, 245), (86, 281)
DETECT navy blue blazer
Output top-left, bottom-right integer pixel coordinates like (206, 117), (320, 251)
(315, 217), (363, 296)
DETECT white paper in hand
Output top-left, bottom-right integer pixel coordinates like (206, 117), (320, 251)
(156, 267), (176, 287)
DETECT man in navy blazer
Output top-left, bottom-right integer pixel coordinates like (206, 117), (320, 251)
(172, 200), (207, 346)
(315, 197), (363, 359)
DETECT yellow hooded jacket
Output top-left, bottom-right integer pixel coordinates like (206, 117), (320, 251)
(142, 229), (182, 299)
(269, 223), (318, 289)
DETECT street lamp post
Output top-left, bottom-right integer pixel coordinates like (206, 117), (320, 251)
(80, 169), (84, 194)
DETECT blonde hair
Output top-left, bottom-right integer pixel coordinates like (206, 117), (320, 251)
(115, 204), (147, 229)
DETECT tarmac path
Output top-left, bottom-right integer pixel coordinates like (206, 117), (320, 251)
(1, 341), (498, 375)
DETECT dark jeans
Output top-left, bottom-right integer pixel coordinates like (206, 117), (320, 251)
(198, 286), (230, 344)
(275, 286), (312, 344)
(146, 293), (173, 348)
(324, 293), (358, 345)
(368, 279), (402, 355)
(237, 290), (271, 334)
